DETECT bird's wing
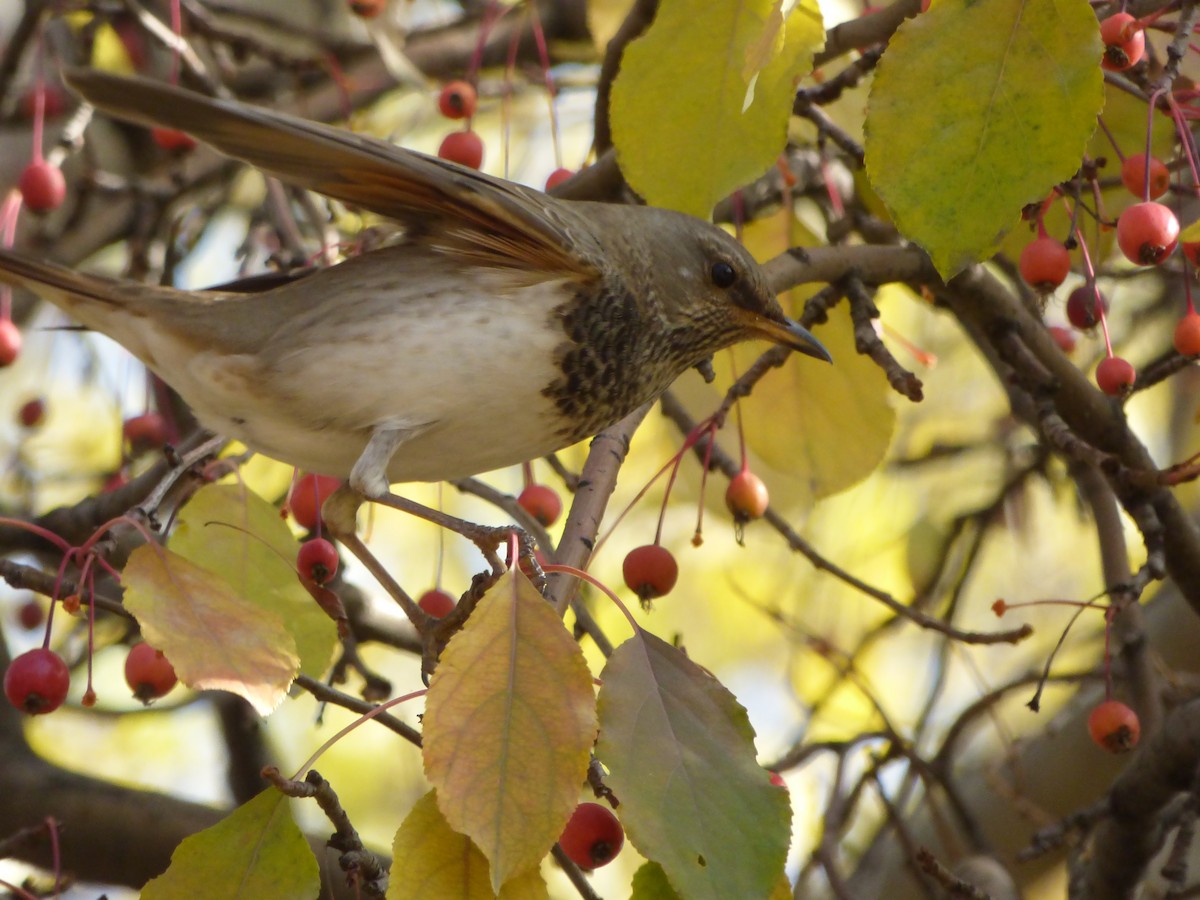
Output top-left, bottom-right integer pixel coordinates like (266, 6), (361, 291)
(65, 69), (600, 281)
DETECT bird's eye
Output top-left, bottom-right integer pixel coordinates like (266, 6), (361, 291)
(711, 261), (737, 289)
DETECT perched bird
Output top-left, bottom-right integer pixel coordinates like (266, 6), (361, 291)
(0, 70), (829, 498)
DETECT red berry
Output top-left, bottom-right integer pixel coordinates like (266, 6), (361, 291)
(123, 412), (171, 450)
(298, 538), (339, 585)
(349, 0), (386, 17)
(438, 130), (484, 170)
(1100, 13), (1145, 72)
(1096, 355), (1136, 396)
(726, 470), (769, 523)
(18, 398), (45, 428)
(1048, 325), (1076, 353)
(545, 167), (574, 191)
(4, 647), (70, 715)
(768, 770), (787, 789)
(418, 588), (456, 618)
(124, 642), (177, 703)
(1121, 153), (1170, 200)
(0, 319), (22, 366)
(518, 483), (563, 527)
(437, 81), (477, 120)
(151, 127), (197, 152)
(1175, 313), (1200, 356)
(289, 473), (343, 530)
(1185, 242), (1200, 267)
(1018, 237), (1071, 291)
(1117, 202), (1178, 265)
(1065, 285), (1108, 330)
(17, 599), (45, 630)
(558, 803), (624, 870)
(1088, 699), (1140, 753)
(622, 544), (678, 601)
(18, 160), (66, 212)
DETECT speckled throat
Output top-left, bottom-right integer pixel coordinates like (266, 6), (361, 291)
(543, 282), (743, 444)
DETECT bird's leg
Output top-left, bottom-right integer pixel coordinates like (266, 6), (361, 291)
(343, 426), (523, 569)
(348, 426), (410, 499)
(322, 485), (522, 681)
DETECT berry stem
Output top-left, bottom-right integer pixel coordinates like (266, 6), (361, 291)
(291, 688), (427, 779)
(543, 562), (640, 634)
(526, 3), (563, 169)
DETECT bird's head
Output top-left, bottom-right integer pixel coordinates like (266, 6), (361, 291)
(608, 206), (831, 365)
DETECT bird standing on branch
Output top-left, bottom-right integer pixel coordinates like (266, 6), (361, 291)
(0, 70), (830, 505)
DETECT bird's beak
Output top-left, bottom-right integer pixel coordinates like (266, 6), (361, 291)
(746, 314), (832, 363)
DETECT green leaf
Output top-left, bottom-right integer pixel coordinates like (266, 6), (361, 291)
(611, 0), (824, 217)
(596, 629), (790, 900)
(170, 483), (337, 679)
(388, 791), (549, 900)
(864, 0), (1103, 279)
(124, 544), (299, 714)
(631, 862), (684, 899)
(422, 571), (597, 892)
(141, 790), (318, 900)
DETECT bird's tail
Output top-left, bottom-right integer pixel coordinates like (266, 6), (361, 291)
(0, 247), (171, 361)
(0, 247), (129, 314)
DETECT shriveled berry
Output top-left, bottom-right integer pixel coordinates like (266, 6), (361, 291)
(1018, 237), (1071, 291)
(4, 647), (70, 715)
(298, 538), (339, 585)
(289, 474), (343, 530)
(518, 483), (563, 527)
(438, 130), (484, 169)
(1096, 355), (1136, 396)
(558, 803), (624, 870)
(124, 643), (177, 703)
(1117, 202), (1178, 266)
(19, 160), (66, 212)
(437, 81), (477, 120)
(1066, 285), (1108, 330)
(1120, 153), (1169, 200)
(418, 588), (456, 618)
(1088, 699), (1140, 752)
(623, 544), (678, 601)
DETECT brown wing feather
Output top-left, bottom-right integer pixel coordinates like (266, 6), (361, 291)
(64, 68), (599, 280)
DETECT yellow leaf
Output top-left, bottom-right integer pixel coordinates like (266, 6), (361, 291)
(124, 545), (299, 715)
(170, 484), (336, 679)
(611, 0), (824, 217)
(423, 571), (597, 892)
(142, 791), (318, 900)
(388, 791), (549, 900)
(864, 0), (1103, 279)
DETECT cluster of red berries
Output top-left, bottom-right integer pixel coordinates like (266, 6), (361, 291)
(5, 640), (178, 715)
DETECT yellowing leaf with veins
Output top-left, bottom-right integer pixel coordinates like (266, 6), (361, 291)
(864, 0), (1103, 279)
(388, 791), (549, 900)
(124, 545), (299, 714)
(423, 571), (597, 892)
(611, 0), (823, 217)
